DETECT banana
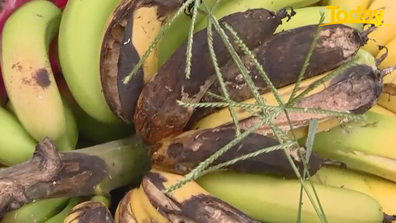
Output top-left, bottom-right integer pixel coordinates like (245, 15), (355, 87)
(1, 197), (69, 223)
(114, 191), (138, 223)
(134, 8), (293, 145)
(188, 23), (371, 126)
(1, 0), (71, 151)
(63, 201), (114, 223)
(274, 6), (363, 33)
(368, 104), (396, 117)
(194, 0), (321, 32)
(313, 165), (396, 214)
(0, 105), (37, 166)
(44, 197), (84, 223)
(6, 97), (79, 151)
(196, 170), (386, 223)
(298, 109), (396, 183)
(139, 169), (261, 222)
(321, 0), (372, 11)
(375, 38), (396, 115)
(362, 0), (396, 56)
(100, 0), (192, 125)
(191, 48), (382, 133)
(58, 0), (122, 124)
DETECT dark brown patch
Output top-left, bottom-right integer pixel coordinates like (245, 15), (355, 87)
(134, 8), (292, 145)
(67, 201), (114, 223)
(34, 68), (51, 88)
(149, 128), (323, 178)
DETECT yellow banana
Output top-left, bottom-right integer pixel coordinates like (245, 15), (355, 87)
(194, 0), (320, 32)
(63, 201), (114, 223)
(375, 37), (396, 115)
(139, 169), (260, 222)
(196, 170), (385, 223)
(298, 109), (396, 183)
(313, 165), (396, 214)
(114, 191), (138, 223)
(368, 104), (396, 117)
(1, 197), (69, 223)
(1, 0), (71, 150)
(58, 0), (122, 124)
(362, 0), (396, 55)
(136, 186), (168, 223)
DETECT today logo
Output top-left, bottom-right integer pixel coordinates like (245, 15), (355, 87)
(319, 5), (391, 27)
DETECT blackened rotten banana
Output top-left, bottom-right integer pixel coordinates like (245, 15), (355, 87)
(140, 169), (261, 223)
(187, 24), (374, 126)
(100, 0), (189, 124)
(149, 127), (323, 178)
(134, 7), (294, 145)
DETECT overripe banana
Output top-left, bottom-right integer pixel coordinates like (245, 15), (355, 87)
(63, 201), (114, 223)
(298, 109), (396, 183)
(274, 6), (363, 33)
(58, 0), (122, 124)
(44, 197), (83, 223)
(6, 97), (79, 151)
(191, 48), (384, 134)
(188, 24), (372, 126)
(100, 0), (190, 124)
(194, 0), (320, 32)
(313, 165), (396, 214)
(139, 169), (261, 222)
(133, 8), (293, 145)
(362, 0), (396, 55)
(1, 0), (71, 151)
(196, 170), (386, 223)
(0, 105), (37, 166)
(114, 190), (139, 223)
(1, 197), (69, 223)
(375, 38), (396, 114)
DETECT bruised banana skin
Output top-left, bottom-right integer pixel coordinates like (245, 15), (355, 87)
(100, 0), (186, 124)
(192, 49), (388, 132)
(187, 23), (373, 126)
(134, 8), (293, 145)
(196, 170), (385, 223)
(114, 190), (138, 223)
(63, 201), (114, 223)
(150, 127), (323, 178)
(1, 0), (71, 150)
(140, 169), (261, 223)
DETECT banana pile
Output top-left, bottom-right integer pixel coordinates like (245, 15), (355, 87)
(1, 0), (396, 222)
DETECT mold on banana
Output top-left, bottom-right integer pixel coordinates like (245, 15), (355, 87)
(220, 64), (384, 136)
(149, 127), (323, 178)
(65, 201), (114, 223)
(134, 8), (294, 145)
(187, 24), (373, 127)
(142, 172), (261, 223)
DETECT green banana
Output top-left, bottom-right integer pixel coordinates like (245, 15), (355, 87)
(1, 0), (71, 151)
(0, 106), (36, 166)
(1, 198), (69, 223)
(58, 0), (122, 124)
(298, 110), (396, 183)
(274, 6), (363, 33)
(44, 197), (84, 223)
(196, 170), (385, 223)
(6, 97), (79, 151)
(194, 0), (320, 32)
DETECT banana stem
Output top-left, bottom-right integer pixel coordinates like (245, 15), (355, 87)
(0, 135), (150, 217)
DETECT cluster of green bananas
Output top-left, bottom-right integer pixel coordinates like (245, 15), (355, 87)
(1, 0), (396, 222)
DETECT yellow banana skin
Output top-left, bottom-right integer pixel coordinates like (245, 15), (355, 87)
(114, 191), (138, 223)
(0, 106), (37, 166)
(58, 0), (122, 124)
(194, 0), (320, 32)
(196, 170), (384, 223)
(6, 97), (79, 151)
(299, 110), (396, 183)
(1, 0), (71, 151)
(313, 166), (396, 214)
(1, 197), (69, 223)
